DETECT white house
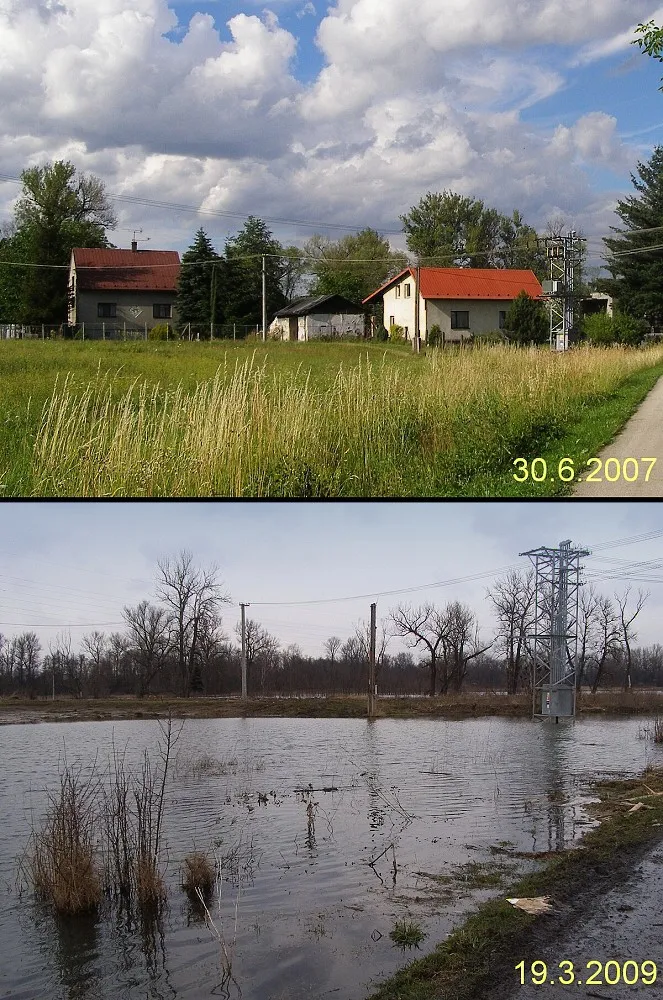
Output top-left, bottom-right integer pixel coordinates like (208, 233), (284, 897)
(270, 294), (365, 341)
(363, 267), (544, 342)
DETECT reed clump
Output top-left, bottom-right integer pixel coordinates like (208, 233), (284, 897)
(29, 345), (663, 497)
(182, 851), (216, 902)
(29, 768), (103, 915)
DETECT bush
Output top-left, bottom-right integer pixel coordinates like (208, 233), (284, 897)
(374, 326), (389, 342)
(148, 323), (174, 341)
(614, 312), (649, 346)
(427, 324), (443, 348)
(473, 329), (505, 345)
(389, 323), (405, 342)
(503, 291), (549, 346)
(582, 312), (615, 345)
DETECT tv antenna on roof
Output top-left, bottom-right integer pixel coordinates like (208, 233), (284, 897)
(127, 228), (150, 251)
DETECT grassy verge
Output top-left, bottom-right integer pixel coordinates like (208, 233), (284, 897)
(464, 362), (663, 496)
(2, 690), (662, 723)
(367, 766), (663, 1000)
(2, 341), (663, 496)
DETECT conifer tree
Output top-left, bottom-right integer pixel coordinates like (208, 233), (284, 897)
(176, 228), (224, 331)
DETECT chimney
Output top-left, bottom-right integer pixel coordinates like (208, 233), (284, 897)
(131, 239), (138, 252)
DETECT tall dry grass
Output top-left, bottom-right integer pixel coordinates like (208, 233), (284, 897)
(28, 768), (103, 915)
(30, 345), (663, 496)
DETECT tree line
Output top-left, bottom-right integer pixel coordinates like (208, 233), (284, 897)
(0, 553), (657, 700)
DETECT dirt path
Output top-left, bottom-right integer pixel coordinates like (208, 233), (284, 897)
(500, 843), (663, 999)
(573, 376), (663, 497)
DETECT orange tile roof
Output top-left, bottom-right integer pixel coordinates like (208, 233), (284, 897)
(72, 248), (180, 292)
(363, 267), (543, 303)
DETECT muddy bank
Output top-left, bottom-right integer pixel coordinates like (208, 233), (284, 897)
(368, 767), (663, 1000)
(1, 691), (661, 725)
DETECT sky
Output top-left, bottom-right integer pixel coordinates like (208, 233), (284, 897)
(2, 1), (663, 273)
(1, 501), (662, 658)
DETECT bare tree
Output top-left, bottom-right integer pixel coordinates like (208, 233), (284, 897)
(486, 569), (535, 693)
(123, 602), (171, 697)
(615, 587), (648, 691)
(575, 585), (601, 691)
(234, 618), (280, 694)
(589, 595), (622, 693)
(441, 601), (492, 692)
(389, 603), (448, 696)
(323, 636), (342, 664)
(157, 550), (230, 697)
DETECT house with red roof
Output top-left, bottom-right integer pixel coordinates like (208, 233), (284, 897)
(363, 267), (543, 343)
(68, 241), (181, 334)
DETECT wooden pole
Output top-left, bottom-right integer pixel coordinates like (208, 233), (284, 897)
(368, 602), (377, 718)
(413, 264), (421, 353)
(240, 603), (249, 700)
(262, 255), (267, 342)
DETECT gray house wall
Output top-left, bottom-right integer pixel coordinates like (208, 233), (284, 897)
(270, 311), (364, 340)
(73, 289), (178, 331)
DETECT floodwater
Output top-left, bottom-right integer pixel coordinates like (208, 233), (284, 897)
(0, 716), (659, 1000)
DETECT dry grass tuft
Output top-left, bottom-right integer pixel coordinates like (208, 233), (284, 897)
(29, 768), (102, 915)
(182, 851), (216, 901)
(135, 854), (166, 907)
(654, 717), (663, 744)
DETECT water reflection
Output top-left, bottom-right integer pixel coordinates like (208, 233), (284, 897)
(1, 715), (658, 1000)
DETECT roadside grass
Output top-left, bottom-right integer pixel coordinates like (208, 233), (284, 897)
(367, 767), (663, 1000)
(3, 690), (663, 722)
(2, 340), (662, 496)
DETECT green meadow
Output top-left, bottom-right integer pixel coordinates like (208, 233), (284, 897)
(1, 338), (662, 496)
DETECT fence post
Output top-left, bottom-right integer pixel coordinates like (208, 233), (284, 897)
(210, 320), (213, 341)
(41, 324), (45, 340)
(102, 322), (105, 341)
(233, 323), (236, 341)
(166, 324), (169, 341)
(123, 321), (126, 341)
(145, 323), (147, 341)
(82, 322), (85, 341)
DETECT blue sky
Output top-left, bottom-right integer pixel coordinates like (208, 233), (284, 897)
(2, 1), (663, 269)
(1, 502), (662, 657)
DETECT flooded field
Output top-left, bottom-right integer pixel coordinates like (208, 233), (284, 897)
(0, 716), (659, 1000)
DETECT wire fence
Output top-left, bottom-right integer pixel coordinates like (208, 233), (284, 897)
(0, 322), (264, 341)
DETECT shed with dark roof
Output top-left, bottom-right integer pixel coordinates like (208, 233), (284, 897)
(68, 246), (181, 334)
(270, 294), (365, 341)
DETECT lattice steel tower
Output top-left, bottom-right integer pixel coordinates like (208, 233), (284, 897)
(541, 232), (586, 352)
(520, 539), (590, 720)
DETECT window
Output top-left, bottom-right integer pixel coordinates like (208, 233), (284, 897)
(451, 311), (470, 330)
(153, 303), (172, 319)
(97, 303), (116, 318)
(395, 286), (401, 297)
(498, 310), (507, 330)
(403, 284), (411, 298)
(389, 315), (395, 327)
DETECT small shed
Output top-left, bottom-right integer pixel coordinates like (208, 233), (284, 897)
(270, 294), (365, 341)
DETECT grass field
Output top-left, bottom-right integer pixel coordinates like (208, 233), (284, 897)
(2, 338), (662, 496)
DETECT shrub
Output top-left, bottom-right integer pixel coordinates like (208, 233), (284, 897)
(473, 330), (505, 345)
(503, 291), (549, 346)
(182, 851), (216, 901)
(389, 323), (404, 342)
(374, 326), (389, 342)
(427, 324), (443, 348)
(614, 312), (649, 346)
(148, 323), (174, 341)
(390, 919), (426, 948)
(582, 312), (615, 345)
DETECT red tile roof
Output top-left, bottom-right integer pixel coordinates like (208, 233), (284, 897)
(363, 267), (543, 303)
(72, 248), (180, 292)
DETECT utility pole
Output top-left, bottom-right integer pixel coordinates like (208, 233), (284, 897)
(413, 264), (421, 353)
(262, 255), (267, 342)
(368, 602), (377, 718)
(541, 232), (586, 352)
(240, 602), (250, 700)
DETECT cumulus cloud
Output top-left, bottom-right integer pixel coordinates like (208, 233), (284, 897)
(0, 0), (654, 265)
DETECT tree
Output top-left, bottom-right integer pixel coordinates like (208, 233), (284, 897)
(400, 190), (544, 272)
(12, 160), (116, 323)
(440, 601), (492, 692)
(633, 20), (663, 81)
(176, 228), (224, 331)
(389, 603), (448, 696)
(0, 221), (33, 322)
(224, 216), (287, 328)
(122, 601), (171, 697)
(589, 595), (621, 693)
(280, 246), (308, 302)
(602, 147), (663, 324)
(305, 228), (408, 304)
(323, 636), (342, 664)
(156, 551), (230, 697)
(503, 290), (549, 345)
(234, 618), (279, 693)
(615, 588), (648, 691)
(487, 569), (535, 693)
